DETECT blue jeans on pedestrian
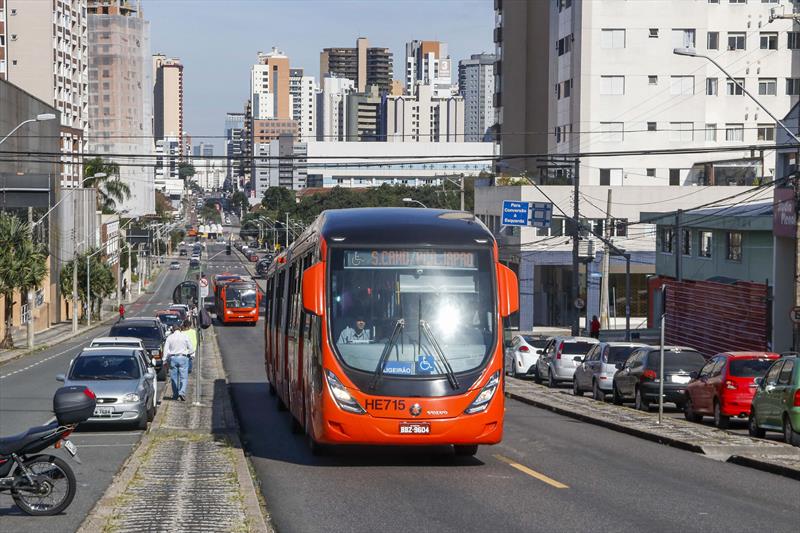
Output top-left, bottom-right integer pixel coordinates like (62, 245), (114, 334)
(169, 355), (189, 399)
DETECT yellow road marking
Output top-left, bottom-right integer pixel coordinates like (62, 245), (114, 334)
(494, 454), (569, 489)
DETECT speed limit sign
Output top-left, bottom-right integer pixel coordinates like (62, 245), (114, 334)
(199, 277), (209, 299)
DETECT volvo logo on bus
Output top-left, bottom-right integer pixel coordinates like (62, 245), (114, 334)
(409, 403), (422, 417)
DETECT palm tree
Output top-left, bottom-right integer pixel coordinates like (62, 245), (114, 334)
(83, 157), (131, 213)
(0, 214), (48, 349)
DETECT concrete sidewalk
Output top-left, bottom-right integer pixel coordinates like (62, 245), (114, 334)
(506, 378), (800, 480)
(78, 326), (271, 533)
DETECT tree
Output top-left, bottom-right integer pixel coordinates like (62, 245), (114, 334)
(261, 187), (296, 215)
(155, 190), (175, 222)
(230, 190), (249, 217)
(84, 157), (131, 214)
(178, 162), (196, 179)
(59, 250), (115, 321)
(0, 214), (48, 348)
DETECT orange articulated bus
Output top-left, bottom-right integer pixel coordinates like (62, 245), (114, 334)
(215, 276), (260, 326)
(263, 208), (518, 456)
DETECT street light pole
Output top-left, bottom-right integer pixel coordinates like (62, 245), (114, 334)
(0, 113), (57, 146)
(402, 198), (428, 209)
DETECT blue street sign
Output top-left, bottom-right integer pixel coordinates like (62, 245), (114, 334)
(530, 202), (553, 228)
(502, 201), (530, 226)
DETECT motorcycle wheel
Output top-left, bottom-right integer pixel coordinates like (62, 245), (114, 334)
(12, 455), (76, 516)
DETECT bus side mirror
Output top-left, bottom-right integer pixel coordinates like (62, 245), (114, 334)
(497, 263), (519, 318)
(302, 262), (325, 316)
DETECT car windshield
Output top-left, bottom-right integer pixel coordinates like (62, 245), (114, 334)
(93, 341), (139, 348)
(158, 314), (182, 326)
(330, 248), (495, 376)
(729, 358), (776, 377)
(562, 342), (594, 355)
(109, 325), (161, 340)
(606, 346), (639, 364)
(647, 351), (706, 371)
(523, 336), (548, 348)
(70, 355), (140, 380)
(226, 287), (257, 308)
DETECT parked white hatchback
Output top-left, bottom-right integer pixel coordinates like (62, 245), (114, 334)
(505, 335), (550, 378)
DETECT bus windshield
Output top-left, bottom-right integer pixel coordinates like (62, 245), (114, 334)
(226, 287), (257, 309)
(330, 248), (495, 376)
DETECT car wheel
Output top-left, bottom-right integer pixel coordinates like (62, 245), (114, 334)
(533, 365), (542, 384)
(572, 377), (583, 396)
(592, 380), (605, 401)
(146, 399), (155, 422)
(547, 369), (557, 389)
(136, 412), (148, 430)
(748, 410), (765, 438)
(612, 384), (623, 405)
(683, 397), (703, 423)
(713, 401), (730, 429)
(784, 416), (800, 447)
(634, 388), (650, 411)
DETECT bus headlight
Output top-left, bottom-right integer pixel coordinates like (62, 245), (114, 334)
(464, 371), (500, 414)
(325, 370), (366, 415)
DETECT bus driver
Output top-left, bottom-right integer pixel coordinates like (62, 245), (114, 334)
(337, 316), (372, 344)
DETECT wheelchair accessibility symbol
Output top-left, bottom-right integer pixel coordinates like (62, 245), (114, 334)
(416, 354), (436, 375)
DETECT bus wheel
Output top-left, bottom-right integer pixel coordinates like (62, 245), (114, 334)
(307, 434), (328, 456)
(291, 415), (303, 434)
(453, 445), (478, 457)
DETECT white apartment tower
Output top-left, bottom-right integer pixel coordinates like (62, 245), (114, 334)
(289, 68), (317, 141)
(4, 0), (89, 187)
(458, 53), (496, 142)
(495, 0), (800, 185)
(405, 40), (453, 97)
(316, 75), (355, 141)
(385, 84), (465, 142)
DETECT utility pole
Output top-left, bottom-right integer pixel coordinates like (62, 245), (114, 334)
(72, 193), (78, 334)
(795, 170), (800, 351)
(675, 209), (683, 281)
(285, 212), (289, 248)
(27, 207), (35, 349)
(459, 175), (465, 212)
(87, 254), (91, 328)
(571, 159), (580, 336)
(599, 189), (612, 330)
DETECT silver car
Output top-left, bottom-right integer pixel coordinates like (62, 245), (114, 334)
(57, 347), (156, 429)
(534, 336), (600, 388)
(572, 342), (648, 400)
(89, 337), (158, 406)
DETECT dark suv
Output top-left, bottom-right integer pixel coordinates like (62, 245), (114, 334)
(109, 318), (168, 381)
(612, 346), (707, 411)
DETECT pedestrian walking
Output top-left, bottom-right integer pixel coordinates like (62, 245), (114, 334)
(590, 315), (600, 339)
(164, 320), (193, 401)
(118, 303), (125, 321)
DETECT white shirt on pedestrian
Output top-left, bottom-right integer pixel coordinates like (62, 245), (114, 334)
(164, 329), (192, 359)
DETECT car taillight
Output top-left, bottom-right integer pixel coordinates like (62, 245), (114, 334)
(83, 387), (96, 400)
(641, 369), (657, 381)
(794, 389), (800, 407)
(725, 380), (737, 390)
(519, 346), (530, 353)
(556, 347), (562, 360)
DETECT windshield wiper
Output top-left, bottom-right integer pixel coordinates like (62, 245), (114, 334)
(370, 319), (405, 391)
(419, 320), (459, 390)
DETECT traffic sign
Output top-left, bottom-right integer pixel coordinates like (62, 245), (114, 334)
(199, 277), (209, 299)
(530, 202), (553, 228)
(791, 307), (800, 324)
(574, 297), (585, 310)
(502, 201), (529, 226)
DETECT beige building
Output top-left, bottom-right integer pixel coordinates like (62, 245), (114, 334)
(405, 40), (453, 97)
(251, 48), (291, 120)
(153, 54), (184, 152)
(3, 0), (89, 188)
(385, 84), (465, 142)
(320, 37), (393, 93)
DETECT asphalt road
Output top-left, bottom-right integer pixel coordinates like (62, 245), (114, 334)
(209, 242), (800, 533)
(0, 260), (186, 531)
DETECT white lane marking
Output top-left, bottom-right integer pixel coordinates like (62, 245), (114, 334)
(70, 444), (135, 448)
(0, 344), (83, 380)
(72, 432), (143, 437)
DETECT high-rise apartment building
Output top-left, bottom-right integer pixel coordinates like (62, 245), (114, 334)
(225, 112), (245, 190)
(316, 75), (355, 142)
(495, 0), (800, 185)
(154, 136), (182, 198)
(87, 0), (154, 216)
(345, 85), (383, 141)
(193, 142), (214, 157)
(384, 84), (465, 142)
(458, 53), (496, 142)
(153, 54), (184, 153)
(405, 40), (453, 97)
(251, 48), (291, 120)
(4, 0), (89, 187)
(289, 68), (317, 141)
(254, 134), (307, 196)
(320, 37), (393, 93)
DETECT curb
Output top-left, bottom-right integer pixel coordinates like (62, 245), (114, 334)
(727, 455), (800, 481)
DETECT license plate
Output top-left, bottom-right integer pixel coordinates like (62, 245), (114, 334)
(63, 440), (78, 457)
(671, 375), (690, 384)
(399, 422), (430, 435)
(94, 406), (114, 416)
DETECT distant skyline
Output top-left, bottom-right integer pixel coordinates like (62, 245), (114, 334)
(143, 0), (494, 152)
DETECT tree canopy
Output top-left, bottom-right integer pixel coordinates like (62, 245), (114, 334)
(83, 157), (131, 214)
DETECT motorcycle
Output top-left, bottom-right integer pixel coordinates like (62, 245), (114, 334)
(0, 385), (96, 516)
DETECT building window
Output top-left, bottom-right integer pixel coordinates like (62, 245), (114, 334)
(670, 76), (694, 95)
(614, 219), (628, 237)
(648, 75), (658, 85)
(760, 32), (778, 50)
(557, 35), (573, 56)
(707, 31), (719, 50)
(729, 0), (746, 4)
(649, 28), (659, 38)
(672, 29), (696, 48)
(725, 123), (744, 141)
(757, 124), (775, 141)
(705, 123), (717, 141)
(726, 232), (742, 261)
(669, 122), (694, 142)
(758, 78), (777, 95)
(646, 168), (656, 177)
(727, 32), (746, 50)
(726, 77), (745, 95)
(706, 78), (718, 95)
(661, 227), (674, 253)
(669, 168), (682, 186)
(600, 76), (625, 95)
(601, 29), (626, 49)
(788, 32), (800, 50)
(699, 231), (712, 258)
(557, 0), (573, 13)
(647, 122), (657, 131)
(600, 122), (624, 142)
(682, 229), (692, 256)
(599, 168), (622, 186)
(788, 78), (800, 96)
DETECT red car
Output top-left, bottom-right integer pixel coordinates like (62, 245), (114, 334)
(684, 351), (780, 428)
(249, 253), (259, 262)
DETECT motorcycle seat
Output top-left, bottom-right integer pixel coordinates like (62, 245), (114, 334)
(0, 422), (60, 456)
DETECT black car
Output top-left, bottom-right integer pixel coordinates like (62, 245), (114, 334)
(255, 257), (272, 278)
(612, 346), (707, 411)
(108, 318), (168, 381)
(189, 258), (200, 270)
(179, 248), (187, 256)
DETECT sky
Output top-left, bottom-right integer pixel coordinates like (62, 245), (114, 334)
(143, 0), (496, 153)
